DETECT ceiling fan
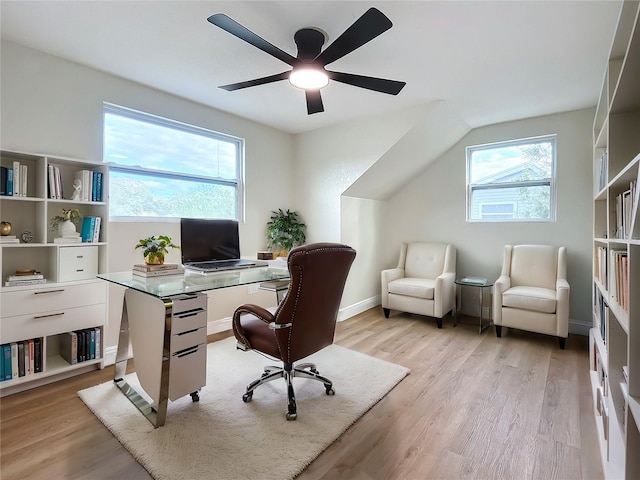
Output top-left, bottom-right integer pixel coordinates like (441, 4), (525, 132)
(207, 8), (406, 115)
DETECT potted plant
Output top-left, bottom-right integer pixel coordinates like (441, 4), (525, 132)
(266, 209), (306, 257)
(135, 235), (180, 265)
(49, 208), (82, 237)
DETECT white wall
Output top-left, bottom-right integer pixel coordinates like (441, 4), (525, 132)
(384, 108), (594, 328)
(1, 41), (295, 348)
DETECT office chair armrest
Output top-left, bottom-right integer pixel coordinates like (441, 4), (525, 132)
(232, 304), (276, 350)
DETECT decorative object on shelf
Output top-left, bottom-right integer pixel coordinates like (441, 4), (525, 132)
(20, 231), (33, 243)
(49, 208), (82, 238)
(266, 209), (306, 257)
(135, 235), (180, 265)
(0, 221), (12, 236)
(71, 178), (82, 201)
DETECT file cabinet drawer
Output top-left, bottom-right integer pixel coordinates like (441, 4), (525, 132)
(171, 309), (207, 335)
(0, 303), (106, 344)
(1, 281), (106, 318)
(170, 326), (206, 354)
(58, 246), (99, 282)
(170, 293), (207, 315)
(169, 343), (207, 401)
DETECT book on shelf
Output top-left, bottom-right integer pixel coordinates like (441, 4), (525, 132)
(94, 328), (101, 359)
(12, 161), (20, 196)
(80, 216), (101, 243)
(21, 164), (27, 197)
(60, 332), (78, 365)
(2, 344), (11, 380)
(7, 272), (44, 281)
(5, 278), (47, 287)
(132, 266), (185, 278)
(10, 343), (18, 379)
(54, 236), (82, 243)
(33, 338), (42, 373)
(0, 236), (19, 244)
(17, 342), (25, 377)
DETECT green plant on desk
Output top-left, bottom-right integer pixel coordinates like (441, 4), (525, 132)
(135, 235), (179, 265)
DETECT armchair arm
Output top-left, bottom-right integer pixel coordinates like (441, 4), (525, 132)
(232, 304), (275, 350)
(556, 278), (570, 337)
(434, 271), (455, 317)
(381, 268), (404, 308)
(492, 275), (511, 325)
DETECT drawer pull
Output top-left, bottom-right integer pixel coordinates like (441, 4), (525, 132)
(75, 269), (85, 272)
(175, 311), (200, 319)
(177, 328), (199, 336)
(34, 289), (65, 295)
(175, 346), (200, 358)
(34, 312), (65, 319)
(76, 255), (84, 259)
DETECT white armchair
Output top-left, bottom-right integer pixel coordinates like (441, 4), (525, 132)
(381, 242), (456, 328)
(493, 245), (569, 349)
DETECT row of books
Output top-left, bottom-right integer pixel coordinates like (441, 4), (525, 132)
(610, 249), (629, 312)
(59, 328), (101, 365)
(132, 263), (185, 278)
(80, 216), (102, 243)
(595, 245), (608, 287)
(1, 338), (43, 381)
(0, 161), (27, 197)
(5, 271), (47, 287)
(614, 179), (637, 240)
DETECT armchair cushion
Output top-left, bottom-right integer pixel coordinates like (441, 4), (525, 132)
(388, 278), (435, 300)
(502, 286), (556, 314)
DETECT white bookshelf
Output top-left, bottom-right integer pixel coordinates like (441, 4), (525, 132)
(0, 150), (109, 395)
(589, 2), (640, 477)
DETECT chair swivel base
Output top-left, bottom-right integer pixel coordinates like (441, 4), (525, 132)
(242, 362), (335, 420)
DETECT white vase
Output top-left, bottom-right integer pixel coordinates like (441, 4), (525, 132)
(58, 220), (76, 237)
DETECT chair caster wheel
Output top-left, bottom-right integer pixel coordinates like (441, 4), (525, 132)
(242, 392), (253, 403)
(286, 412), (297, 421)
(326, 386), (335, 395)
(190, 392), (200, 402)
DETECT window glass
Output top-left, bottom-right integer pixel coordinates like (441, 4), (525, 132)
(467, 136), (556, 222)
(104, 104), (243, 220)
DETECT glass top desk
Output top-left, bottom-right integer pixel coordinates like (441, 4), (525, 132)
(98, 267), (290, 427)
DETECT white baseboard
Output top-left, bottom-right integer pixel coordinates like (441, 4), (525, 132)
(339, 295), (381, 321)
(208, 317), (233, 335)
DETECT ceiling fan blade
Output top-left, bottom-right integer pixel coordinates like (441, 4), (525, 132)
(315, 8), (392, 67)
(208, 14), (297, 67)
(305, 90), (324, 114)
(327, 71), (406, 95)
(220, 71), (291, 91)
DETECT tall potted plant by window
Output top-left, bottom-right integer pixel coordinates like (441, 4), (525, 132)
(266, 209), (306, 257)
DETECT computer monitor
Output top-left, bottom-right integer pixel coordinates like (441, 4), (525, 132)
(180, 218), (241, 264)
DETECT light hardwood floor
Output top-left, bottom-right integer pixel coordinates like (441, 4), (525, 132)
(0, 308), (603, 480)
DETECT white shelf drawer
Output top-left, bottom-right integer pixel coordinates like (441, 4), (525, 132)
(58, 246), (98, 282)
(170, 293), (207, 315)
(1, 281), (106, 317)
(0, 303), (105, 344)
(171, 309), (207, 335)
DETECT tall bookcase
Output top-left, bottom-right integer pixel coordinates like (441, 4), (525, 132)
(590, 1), (640, 478)
(0, 150), (109, 396)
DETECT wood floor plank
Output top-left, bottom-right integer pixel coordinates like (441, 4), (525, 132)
(0, 308), (603, 480)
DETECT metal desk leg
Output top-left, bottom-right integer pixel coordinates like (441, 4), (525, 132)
(113, 292), (171, 428)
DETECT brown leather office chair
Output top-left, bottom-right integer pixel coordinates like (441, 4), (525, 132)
(232, 242), (356, 420)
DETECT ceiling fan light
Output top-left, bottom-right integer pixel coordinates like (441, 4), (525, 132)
(289, 68), (329, 90)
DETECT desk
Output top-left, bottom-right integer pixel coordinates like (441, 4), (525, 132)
(454, 277), (493, 334)
(98, 267), (290, 428)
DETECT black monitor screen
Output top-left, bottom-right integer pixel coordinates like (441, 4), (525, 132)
(180, 218), (240, 263)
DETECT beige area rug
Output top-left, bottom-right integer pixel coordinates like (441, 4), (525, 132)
(78, 337), (410, 480)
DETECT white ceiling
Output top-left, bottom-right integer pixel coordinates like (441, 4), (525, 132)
(0, 1), (622, 134)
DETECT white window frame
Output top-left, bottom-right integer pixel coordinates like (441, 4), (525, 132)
(103, 103), (245, 222)
(479, 201), (516, 220)
(466, 135), (557, 223)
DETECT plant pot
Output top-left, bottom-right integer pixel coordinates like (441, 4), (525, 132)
(145, 253), (165, 265)
(58, 220), (76, 238)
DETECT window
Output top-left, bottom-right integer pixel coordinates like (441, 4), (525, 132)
(103, 104), (244, 220)
(466, 135), (556, 222)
